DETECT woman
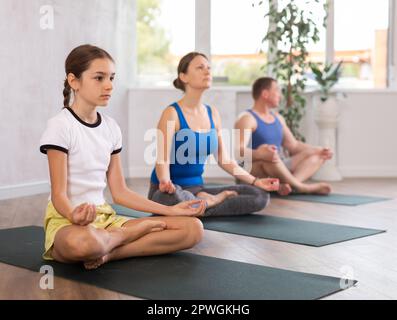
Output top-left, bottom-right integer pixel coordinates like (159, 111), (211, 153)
(149, 52), (288, 217)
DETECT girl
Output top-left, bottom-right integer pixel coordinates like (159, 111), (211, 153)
(148, 52), (288, 217)
(40, 45), (206, 270)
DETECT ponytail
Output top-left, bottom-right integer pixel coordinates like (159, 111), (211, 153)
(63, 78), (71, 108)
(173, 78), (185, 91)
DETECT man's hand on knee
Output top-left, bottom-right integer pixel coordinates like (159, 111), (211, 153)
(316, 147), (333, 160)
(258, 144), (281, 163)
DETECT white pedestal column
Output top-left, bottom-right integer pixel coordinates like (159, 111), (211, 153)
(312, 97), (343, 181)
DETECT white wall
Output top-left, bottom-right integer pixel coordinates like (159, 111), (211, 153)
(0, 0), (135, 199)
(336, 91), (397, 177)
(128, 88), (397, 179)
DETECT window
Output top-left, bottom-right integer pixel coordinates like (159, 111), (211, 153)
(135, 0), (392, 89)
(334, 0), (389, 88)
(137, 0), (195, 86)
(276, 0), (327, 87)
(301, 0), (326, 68)
(210, 0), (269, 86)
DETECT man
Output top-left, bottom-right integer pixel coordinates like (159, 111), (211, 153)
(234, 77), (332, 194)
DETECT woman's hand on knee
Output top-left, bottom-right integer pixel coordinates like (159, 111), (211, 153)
(70, 203), (97, 226)
(254, 178), (280, 192)
(258, 144), (280, 163)
(169, 200), (206, 217)
(159, 180), (176, 194)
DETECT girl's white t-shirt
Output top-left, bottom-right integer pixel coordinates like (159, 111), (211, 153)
(40, 107), (122, 207)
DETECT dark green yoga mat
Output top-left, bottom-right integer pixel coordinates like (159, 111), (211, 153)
(271, 193), (391, 206)
(111, 204), (385, 247)
(204, 183), (391, 206)
(0, 226), (356, 300)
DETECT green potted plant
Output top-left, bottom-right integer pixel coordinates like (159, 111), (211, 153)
(256, 0), (327, 142)
(309, 60), (343, 102)
(309, 60), (344, 181)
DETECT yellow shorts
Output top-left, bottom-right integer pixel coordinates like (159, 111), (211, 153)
(43, 202), (129, 260)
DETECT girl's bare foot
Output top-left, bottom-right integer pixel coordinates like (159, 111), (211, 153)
(108, 220), (166, 246)
(197, 190), (238, 208)
(84, 254), (109, 270)
(83, 221), (167, 270)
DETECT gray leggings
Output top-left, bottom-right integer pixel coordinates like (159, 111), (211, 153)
(148, 183), (270, 217)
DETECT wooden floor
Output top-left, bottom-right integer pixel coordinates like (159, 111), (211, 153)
(0, 177), (396, 300)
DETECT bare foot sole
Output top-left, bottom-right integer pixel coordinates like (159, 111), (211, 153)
(223, 190), (238, 198)
(84, 255), (109, 270)
(197, 190), (238, 208)
(108, 220), (166, 246)
(106, 227), (138, 246)
(277, 183), (292, 196)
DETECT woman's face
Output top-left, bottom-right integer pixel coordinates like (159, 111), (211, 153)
(180, 55), (212, 91)
(72, 58), (115, 107)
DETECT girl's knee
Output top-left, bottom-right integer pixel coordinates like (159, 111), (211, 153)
(180, 217), (204, 248)
(190, 217), (204, 244)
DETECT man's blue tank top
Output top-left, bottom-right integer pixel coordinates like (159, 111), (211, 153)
(248, 109), (283, 151)
(150, 102), (218, 186)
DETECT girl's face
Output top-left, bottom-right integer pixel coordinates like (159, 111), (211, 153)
(262, 81), (281, 108)
(180, 55), (212, 91)
(73, 58), (115, 107)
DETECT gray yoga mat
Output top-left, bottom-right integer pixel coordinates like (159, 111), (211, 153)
(111, 204), (385, 247)
(204, 183), (391, 206)
(205, 183), (391, 206)
(0, 226), (356, 300)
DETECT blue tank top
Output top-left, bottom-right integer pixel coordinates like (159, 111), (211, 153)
(150, 102), (218, 186)
(248, 109), (283, 151)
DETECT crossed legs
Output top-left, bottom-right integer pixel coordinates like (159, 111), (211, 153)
(250, 151), (331, 194)
(51, 216), (203, 269)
